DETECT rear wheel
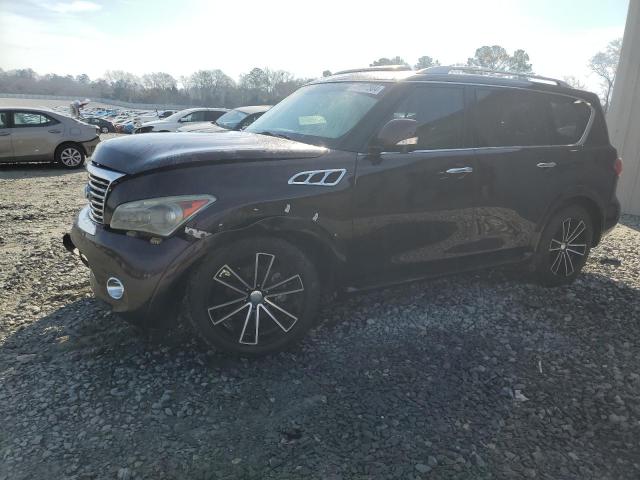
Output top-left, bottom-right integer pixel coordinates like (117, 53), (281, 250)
(533, 205), (593, 286)
(185, 237), (320, 355)
(56, 143), (85, 169)
(100, 126), (109, 134)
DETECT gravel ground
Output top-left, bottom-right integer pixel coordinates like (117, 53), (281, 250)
(1, 161), (640, 480)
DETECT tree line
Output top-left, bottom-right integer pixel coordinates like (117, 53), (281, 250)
(0, 43), (620, 109)
(0, 67), (311, 108)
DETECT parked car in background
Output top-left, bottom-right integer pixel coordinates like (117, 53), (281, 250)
(134, 108), (229, 133)
(83, 117), (116, 133)
(64, 66), (621, 354)
(177, 105), (271, 133)
(0, 106), (99, 168)
(121, 121), (137, 134)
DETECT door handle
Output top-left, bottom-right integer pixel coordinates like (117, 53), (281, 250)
(48, 129), (62, 134)
(0, 132), (9, 136)
(536, 162), (557, 168)
(445, 167), (473, 174)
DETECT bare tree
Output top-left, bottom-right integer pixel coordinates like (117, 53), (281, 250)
(141, 72), (177, 91)
(589, 38), (622, 112)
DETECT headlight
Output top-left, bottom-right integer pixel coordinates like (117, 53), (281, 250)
(110, 195), (216, 236)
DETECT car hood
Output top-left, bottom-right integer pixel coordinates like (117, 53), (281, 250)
(91, 131), (328, 175)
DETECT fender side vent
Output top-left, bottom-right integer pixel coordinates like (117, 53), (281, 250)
(288, 169), (347, 187)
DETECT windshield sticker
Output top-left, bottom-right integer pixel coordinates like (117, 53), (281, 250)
(347, 83), (386, 95)
(299, 115), (326, 126)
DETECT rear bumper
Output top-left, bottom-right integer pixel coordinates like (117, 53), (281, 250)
(80, 136), (100, 157)
(64, 207), (199, 318)
(603, 196), (621, 235)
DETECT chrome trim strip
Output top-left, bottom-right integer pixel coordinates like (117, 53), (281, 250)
(445, 167), (473, 174)
(87, 164), (126, 183)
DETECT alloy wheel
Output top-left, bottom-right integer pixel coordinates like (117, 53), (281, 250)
(548, 217), (587, 277)
(60, 147), (82, 167)
(206, 252), (305, 345)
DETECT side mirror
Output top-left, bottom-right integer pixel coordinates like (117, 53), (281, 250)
(374, 118), (418, 150)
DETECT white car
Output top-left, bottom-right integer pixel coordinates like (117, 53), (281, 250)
(134, 108), (228, 133)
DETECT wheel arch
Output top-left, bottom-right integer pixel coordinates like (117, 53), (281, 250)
(55, 140), (87, 158)
(203, 216), (347, 292)
(537, 194), (604, 249)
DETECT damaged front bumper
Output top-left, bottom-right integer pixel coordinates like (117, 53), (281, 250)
(63, 206), (203, 321)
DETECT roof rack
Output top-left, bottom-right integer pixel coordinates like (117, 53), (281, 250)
(333, 65), (412, 75)
(419, 66), (570, 88)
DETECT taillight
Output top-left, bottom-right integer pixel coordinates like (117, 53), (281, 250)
(614, 157), (623, 177)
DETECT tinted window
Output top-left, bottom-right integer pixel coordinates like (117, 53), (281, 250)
(0, 112), (7, 128)
(473, 88), (550, 147)
(386, 85), (465, 150)
(13, 111), (58, 127)
(181, 111), (206, 122)
(204, 111), (225, 121)
(549, 96), (591, 144)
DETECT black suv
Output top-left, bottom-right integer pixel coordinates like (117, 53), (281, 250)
(64, 66), (622, 354)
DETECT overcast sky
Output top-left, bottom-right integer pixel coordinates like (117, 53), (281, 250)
(0, 0), (629, 91)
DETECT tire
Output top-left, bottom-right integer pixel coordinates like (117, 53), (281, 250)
(532, 205), (593, 286)
(185, 237), (321, 355)
(55, 143), (85, 169)
(100, 126), (109, 134)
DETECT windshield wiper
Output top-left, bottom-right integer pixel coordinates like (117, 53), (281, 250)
(257, 130), (293, 141)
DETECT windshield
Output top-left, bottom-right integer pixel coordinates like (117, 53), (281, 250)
(246, 82), (387, 146)
(215, 109), (248, 129)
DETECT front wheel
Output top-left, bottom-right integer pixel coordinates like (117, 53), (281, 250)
(532, 205), (593, 286)
(185, 237), (321, 355)
(100, 126), (109, 134)
(56, 143), (85, 169)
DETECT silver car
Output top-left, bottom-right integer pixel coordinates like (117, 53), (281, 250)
(0, 107), (100, 168)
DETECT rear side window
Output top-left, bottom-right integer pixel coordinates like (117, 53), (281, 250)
(388, 85), (465, 150)
(205, 111), (225, 121)
(13, 111), (59, 127)
(182, 111), (207, 122)
(549, 96), (591, 144)
(0, 112), (7, 128)
(473, 88), (550, 147)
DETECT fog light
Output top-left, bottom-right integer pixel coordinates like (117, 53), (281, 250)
(106, 277), (124, 300)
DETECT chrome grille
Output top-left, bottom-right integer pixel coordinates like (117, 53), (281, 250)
(86, 164), (125, 224)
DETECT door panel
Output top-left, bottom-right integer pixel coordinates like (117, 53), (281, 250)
(351, 84), (480, 283)
(352, 150), (478, 280)
(11, 111), (63, 161)
(474, 146), (569, 252)
(0, 111), (12, 161)
(471, 87), (597, 255)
